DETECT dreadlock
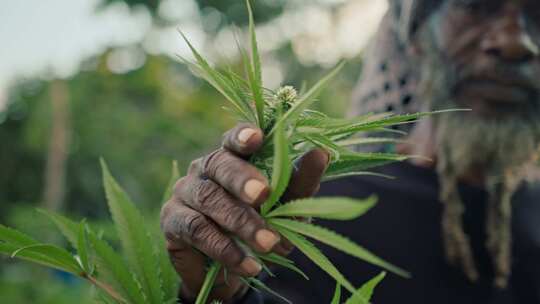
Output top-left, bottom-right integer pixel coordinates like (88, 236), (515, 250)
(350, 0), (540, 288)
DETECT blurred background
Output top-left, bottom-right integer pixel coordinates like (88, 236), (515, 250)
(0, 0), (386, 302)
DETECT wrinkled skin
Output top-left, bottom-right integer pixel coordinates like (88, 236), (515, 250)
(404, 0), (540, 176)
(402, 0), (540, 287)
(429, 0), (540, 119)
(160, 123), (329, 301)
(161, 0), (540, 301)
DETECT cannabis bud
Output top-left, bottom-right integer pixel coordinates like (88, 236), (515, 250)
(275, 85), (298, 106)
(263, 85), (298, 132)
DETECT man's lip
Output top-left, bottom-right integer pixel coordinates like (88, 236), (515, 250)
(454, 77), (538, 104)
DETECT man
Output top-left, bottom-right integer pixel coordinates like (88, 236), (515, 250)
(160, 0), (540, 302)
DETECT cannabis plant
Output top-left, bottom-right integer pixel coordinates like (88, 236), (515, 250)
(0, 160), (180, 304)
(0, 2), (450, 303)
(176, 1), (449, 303)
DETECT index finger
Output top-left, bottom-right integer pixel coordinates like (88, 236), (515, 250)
(222, 123), (264, 157)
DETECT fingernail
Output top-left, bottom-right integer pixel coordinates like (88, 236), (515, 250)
(238, 128), (257, 144)
(244, 179), (266, 203)
(240, 257), (262, 276)
(255, 229), (280, 252)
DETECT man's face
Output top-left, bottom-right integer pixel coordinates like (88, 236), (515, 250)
(412, 0), (540, 176)
(430, 0), (540, 118)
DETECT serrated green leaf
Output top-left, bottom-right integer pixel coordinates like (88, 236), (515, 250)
(183, 58), (254, 122)
(345, 272), (386, 304)
(239, 45), (265, 129)
(195, 261), (221, 304)
(266, 196), (377, 220)
(258, 252), (309, 280)
(226, 66), (251, 89)
(324, 110), (461, 137)
(301, 133), (344, 160)
(325, 152), (408, 176)
(179, 32), (255, 122)
(322, 171), (395, 183)
(260, 260), (276, 277)
(246, 0), (262, 89)
(0, 242), (77, 274)
(269, 219), (409, 278)
(161, 160), (180, 205)
(370, 127), (409, 137)
(100, 159), (164, 304)
(94, 288), (118, 304)
(336, 137), (403, 147)
(244, 277), (292, 304)
(268, 61), (345, 138)
(38, 209), (79, 249)
(277, 227), (355, 293)
(302, 109), (328, 118)
(10, 244), (82, 274)
(246, 0), (265, 128)
(261, 113), (292, 215)
(78, 221), (92, 274)
(0, 223), (39, 247)
(158, 233), (180, 303)
(331, 283), (341, 304)
(296, 113), (374, 131)
(87, 231), (145, 304)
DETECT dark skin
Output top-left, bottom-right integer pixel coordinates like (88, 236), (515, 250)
(435, 0), (540, 118)
(161, 0), (540, 301)
(403, 0), (540, 176)
(160, 123), (329, 301)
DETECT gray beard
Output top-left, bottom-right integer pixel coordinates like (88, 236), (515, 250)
(415, 29), (540, 287)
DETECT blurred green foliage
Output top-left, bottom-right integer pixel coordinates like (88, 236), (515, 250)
(1, 47), (359, 216)
(1, 52), (231, 216)
(99, 0), (287, 24)
(0, 1), (363, 302)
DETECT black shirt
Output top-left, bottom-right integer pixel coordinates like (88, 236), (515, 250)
(243, 162), (540, 303)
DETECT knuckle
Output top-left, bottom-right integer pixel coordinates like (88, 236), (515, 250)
(202, 149), (228, 178)
(183, 213), (210, 242)
(213, 160), (238, 187)
(224, 205), (253, 232)
(207, 233), (242, 265)
(194, 180), (224, 207)
(218, 240), (242, 265)
(162, 211), (185, 241)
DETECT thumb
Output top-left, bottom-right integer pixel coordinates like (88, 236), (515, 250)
(281, 148), (330, 202)
(271, 148), (330, 256)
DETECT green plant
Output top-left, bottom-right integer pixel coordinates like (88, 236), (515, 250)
(0, 1), (455, 303)
(0, 160), (180, 304)
(176, 1), (453, 303)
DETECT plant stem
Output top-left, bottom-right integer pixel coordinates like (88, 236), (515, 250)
(84, 274), (126, 303)
(195, 261), (221, 304)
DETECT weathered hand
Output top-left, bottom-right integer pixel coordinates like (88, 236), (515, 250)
(160, 123), (329, 302)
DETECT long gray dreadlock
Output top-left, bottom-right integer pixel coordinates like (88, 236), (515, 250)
(350, 0), (540, 288)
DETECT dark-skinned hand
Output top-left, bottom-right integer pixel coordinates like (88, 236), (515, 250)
(160, 123), (329, 302)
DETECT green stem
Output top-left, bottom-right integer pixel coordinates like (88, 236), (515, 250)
(195, 261), (221, 304)
(85, 274), (126, 303)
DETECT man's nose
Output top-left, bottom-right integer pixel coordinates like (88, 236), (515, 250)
(481, 9), (539, 63)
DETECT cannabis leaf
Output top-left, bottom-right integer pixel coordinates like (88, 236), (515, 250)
(1, 161), (182, 304)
